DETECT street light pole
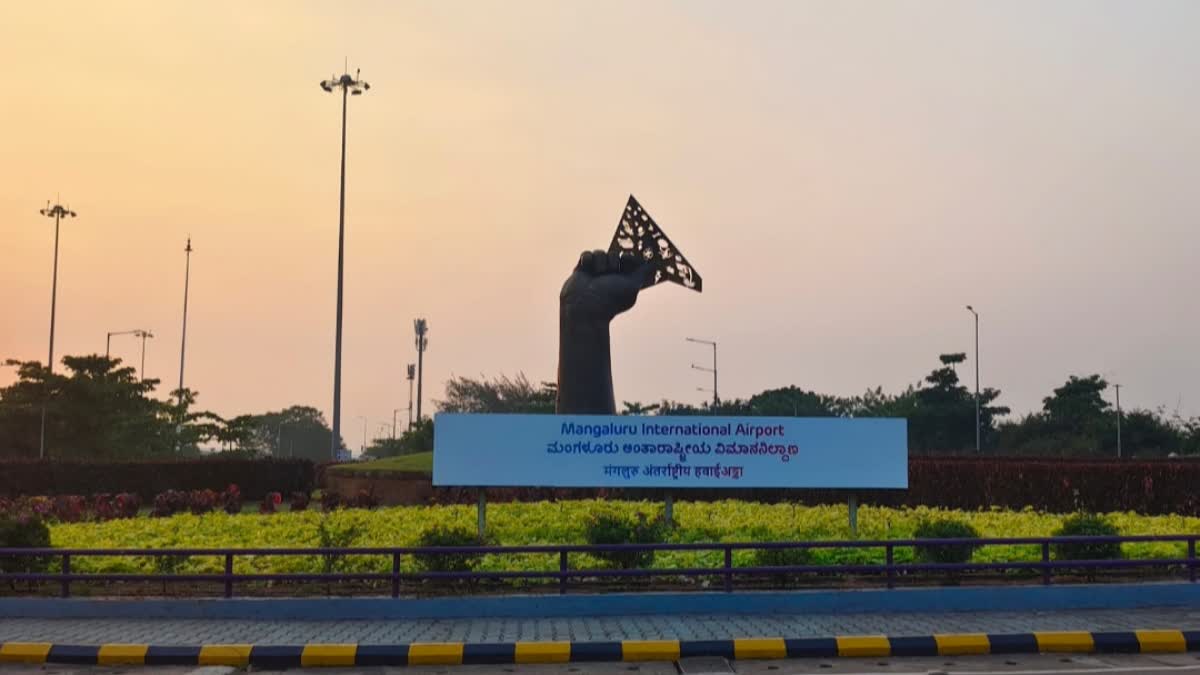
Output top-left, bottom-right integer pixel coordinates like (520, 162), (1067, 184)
(414, 320), (429, 422)
(686, 338), (718, 407)
(38, 201), (76, 459)
(106, 330), (144, 360)
(392, 408), (401, 440)
(178, 237), (193, 402)
(966, 305), (980, 452)
(135, 330), (154, 381)
(320, 67), (371, 461)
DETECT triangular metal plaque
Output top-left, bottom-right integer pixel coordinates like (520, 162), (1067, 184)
(608, 195), (703, 292)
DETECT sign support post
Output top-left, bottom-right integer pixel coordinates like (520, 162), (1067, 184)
(477, 490), (487, 539)
(848, 493), (859, 538)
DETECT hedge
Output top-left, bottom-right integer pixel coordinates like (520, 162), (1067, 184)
(426, 457), (1200, 516)
(0, 458), (315, 501)
(5, 456), (1200, 516)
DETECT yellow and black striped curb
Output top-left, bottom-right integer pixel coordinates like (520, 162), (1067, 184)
(1, 631), (1198, 667)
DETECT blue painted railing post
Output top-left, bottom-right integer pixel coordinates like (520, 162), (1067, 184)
(224, 553), (234, 598)
(559, 551), (569, 595)
(885, 544), (894, 589)
(1189, 538), (1196, 583)
(723, 546), (733, 592)
(392, 553), (401, 598)
(1042, 542), (1051, 585)
(61, 553), (70, 598)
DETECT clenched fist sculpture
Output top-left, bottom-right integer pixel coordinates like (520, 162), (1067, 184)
(555, 196), (703, 414)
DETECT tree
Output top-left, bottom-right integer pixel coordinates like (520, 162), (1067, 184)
(437, 373), (556, 414)
(214, 414), (264, 454)
(621, 401), (660, 415)
(905, 353), (1008, 453)
(245, 406), (343, 462)
(1042, 375), (1110, 430)
(657, 399), (750, 416)
(0, 355), (218, 458)
(364, 419), (433, 459)
(746, 386), (841, 417)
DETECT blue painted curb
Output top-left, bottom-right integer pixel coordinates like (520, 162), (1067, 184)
(2, 582), (1198, 620)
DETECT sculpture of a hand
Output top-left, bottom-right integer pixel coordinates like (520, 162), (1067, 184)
(556, 250), (654, 414)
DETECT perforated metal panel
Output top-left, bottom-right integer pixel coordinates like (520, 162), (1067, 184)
(608, 195), (703, 292)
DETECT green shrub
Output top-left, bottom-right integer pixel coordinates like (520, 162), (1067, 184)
(413, 525), (490, 573)
(584, 510), (667, 569)
(753, 546), (814, 568)
(1052, 513), (1121, 561)
(751, 545), (813, 584)
(913, 518), (981, 564)
(316, 517), (363, 574)
(0, 516), (52, 575)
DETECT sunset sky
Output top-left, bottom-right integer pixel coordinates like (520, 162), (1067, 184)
(3, 1), (1198, 447)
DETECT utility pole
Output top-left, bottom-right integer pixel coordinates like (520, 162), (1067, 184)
(1115, 383), (1123, 459)
(414, 319), (429, 422)
(406, 364), (416, 430)
(320, 66), (371, 461)
(686, 338), (718, 407)
(38, 200), (77, 459)
(966, 305), (980, 452)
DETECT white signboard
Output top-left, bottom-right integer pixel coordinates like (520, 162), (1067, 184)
(433, 414), (907, 488)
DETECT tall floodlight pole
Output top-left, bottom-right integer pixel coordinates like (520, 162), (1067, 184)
(38, 201), (76, 459)
(320, 67), (371, 461)
(686, 338), (718, 407)
(414, 320), (429, 422)
(1115, 383), (1123, 459)
(406, 364), (416, 430)
(134, 330), (154, 381)
(178, 237), (193, 402)
(966, 305), (980, 452)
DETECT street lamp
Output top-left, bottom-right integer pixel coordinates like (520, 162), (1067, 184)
(38, 200), (76, 459)
(965, 305), (980, 452)
(686, 337), (718, 407)
(320, 66), (371, 461)
(106, 329), (144, 359)
(134, 330), (154, 381)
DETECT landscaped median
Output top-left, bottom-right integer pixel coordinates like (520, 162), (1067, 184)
(1, 631), (1198, 667)
(39, 500), (1200, 575)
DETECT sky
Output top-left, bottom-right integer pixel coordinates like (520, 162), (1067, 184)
(2, 1), (1198, 449)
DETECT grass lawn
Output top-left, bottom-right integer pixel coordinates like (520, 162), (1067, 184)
(331, 451), (432, 475)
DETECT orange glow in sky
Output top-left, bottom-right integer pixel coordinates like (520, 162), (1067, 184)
(3, 1), (1198, 439)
